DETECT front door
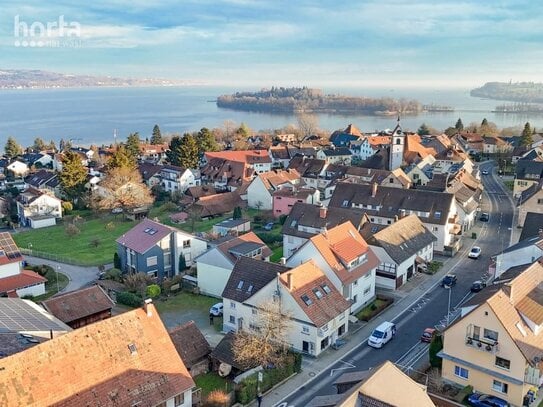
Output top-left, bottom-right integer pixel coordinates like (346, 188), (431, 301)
(237, 317), (243, 331)
(302, 341), (309, 353)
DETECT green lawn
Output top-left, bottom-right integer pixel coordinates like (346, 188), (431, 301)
(270, 245), (283, 263)
(13, 216), (136, 266)
(31, 271), (69, 302)
(194, 372), (232, 398)
(154, 291), (217, 314)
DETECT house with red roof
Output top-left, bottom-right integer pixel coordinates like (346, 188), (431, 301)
(247, 169), (301, 210)
(204, 150), (272, 174)
(286, 221), (379, 313)
(0, 233), (46, 298)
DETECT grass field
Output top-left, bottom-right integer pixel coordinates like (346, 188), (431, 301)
(13, 216), (135, 266)
(31, 271), (70, 302)
(194, 372), (232, 398)
(154, 291), (217, 314)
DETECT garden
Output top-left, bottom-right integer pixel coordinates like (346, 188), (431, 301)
(355, 295), (394, 322)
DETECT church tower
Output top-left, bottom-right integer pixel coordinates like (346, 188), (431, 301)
(388, 116), (404, 171)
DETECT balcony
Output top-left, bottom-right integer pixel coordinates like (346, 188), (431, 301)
(465, 336), (500, 354)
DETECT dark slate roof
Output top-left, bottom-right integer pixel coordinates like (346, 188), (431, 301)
(168, 321), (211, 369)
(116, 218), (172, 253)
(287, 157), (326, 178)
(519, 179), (543, 203)
(228, 241), (263, 256)
(24, 170), (57, 188)
(321, 147), (352, 157)
(210, 331), (257, 370)
(515, 159), (543, 179)
(222, 257), (289, 302)
(367, 215), (437, 264)
(329, 182), (454, 225)
(520, 212), (543, 242)
(281, 202), (367, 239)
(329, 133), (360, 147)
(137, 162), (162, 182)
(358, 147), (389, 170)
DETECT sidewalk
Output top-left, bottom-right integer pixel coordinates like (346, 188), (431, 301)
(249, 252), (467, 407)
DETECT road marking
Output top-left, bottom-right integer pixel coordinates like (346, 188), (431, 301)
(329, 360), (355, 377)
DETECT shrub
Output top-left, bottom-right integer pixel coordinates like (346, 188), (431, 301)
(179, 254), (187, 272)
(370, 303), (377, 311)
(116, 291), (142, 307)
(30, 264), (54, 277)
(105, 268), (122, 282)
(257, 232), (282, 245)
(279, 214), (287, 225)
(113, 252), (121, 269)
(124, 272), (153, 296)
(429, 334), (443, 368)
(61, 201), (73, 213)
(159, 201), (178, 213)
(454, 385), (473, 403)
(205, 390), (230, 407)
(90, 238), (100, 248)
(105, 221), (115, 231)
(65, 223), (81, 237)
(146, 284), (161, 298)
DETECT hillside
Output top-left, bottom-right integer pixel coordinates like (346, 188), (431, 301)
(470, 81), (543, 103)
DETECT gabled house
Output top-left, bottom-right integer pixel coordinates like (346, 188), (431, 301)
(514, 160), (543, 198)
(196, 232), (271, 297)
(137, 162), (162, 188)
(288, 157), (348, 202)
(519, 212), (543, 242)
(316, 147), (353, 165)
(404, 155), (436, 186)
(193, 191), (247, 218)
(247, 169), (301, 210)
(439, 261), (543, 407)
(200, 157), (254, 191)
(204, 150), (272, 174)
(222, 257), (351, 356)
(0, 233), (47, 298)
(116, 219), (207, 279)
(269, 145), (291, 169)
(329, 124), (363, 147)
(344, 167), (411, 189)
(272, 186), (320, 218)
(517, 179), (543, 226)
(6, 160), (29, 177)
(16, 187), (62, 228)
(482, 135), (513, 154)
(0, 301), (195, 407)
(432, 147), (474, 176)
(488, 235), (543, 279)
(281, 202), (369, 257)
(329, 182), (460, 255)
(212, 218), (251, 237)
(139, 143), (168, 162)
(24, 169), (59, 195)
(286, 221), (379, 313)
(366, 215), (436, 290)
(169, 320), (211, 377)
(160, 164), (199, 194)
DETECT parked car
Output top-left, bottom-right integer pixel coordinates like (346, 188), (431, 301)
(467, 392), (509, 407)
(420, 328), (437, 343)
(368, 321), (396, 348)
(441, 274), (457, 287)
(209, 303), (223, 317)
(111, 207), (123, 214)
(469, 246), (482, 259)
(263, 222), (274, 231)
(481, 170), (489, 175)
(480, 212), (490, 222)
(331, 338), (347, 350)
(471, 280), (487, 292)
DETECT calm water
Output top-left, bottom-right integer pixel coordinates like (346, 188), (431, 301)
(0, 86), (542, 147)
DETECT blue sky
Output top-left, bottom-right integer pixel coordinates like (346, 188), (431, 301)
(1, 0), (542, 88)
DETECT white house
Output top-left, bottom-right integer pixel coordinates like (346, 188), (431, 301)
(7, 161), (29, 177)
(366, 215), (436, 290)
(286, 221), (379, 313)
(489, 235), (543, 279)
(160, 165), (199, 194)
(349, 138), (375, 161)
(246, 169), (300, 210)
(17, 187), (62, 228)
(222, 257), (351, 356)
(196, 232), (271, 298)
(316, 147), (352, 165)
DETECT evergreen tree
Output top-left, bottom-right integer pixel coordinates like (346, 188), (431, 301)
(196, 127), (219, 155)
(179, 254), (187, 272)
(59, 138), (66, 152)
(59, 150), (88, 201)
(166, 135), (183, 167)
(4, 137), (22, 159)
(107, 145), (137, 170)
(417, 123), (430, 136)
(455, 118), (464, 131)
(150, 124), (163, 145)
(233, 206), (242, 219)
(179, 133), (199, 169)
(47, 140), (57, 151)
(236, 123), (251, 138)
(429, 334), (443, 368)
(125, 132), (141, 159)
(113, 252), (121, 269)
(520, 122), (533, 147)
(32, 137), (46, 152)
(481, 118), (489, 127)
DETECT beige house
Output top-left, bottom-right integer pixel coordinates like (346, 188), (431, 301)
(518, 181), (543, 226)
(439, 261), (543, 407)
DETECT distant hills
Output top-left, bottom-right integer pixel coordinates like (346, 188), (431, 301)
(0, 69), (201, 89)
(471, 81), (543, 103)
(217, 87), (422, 116)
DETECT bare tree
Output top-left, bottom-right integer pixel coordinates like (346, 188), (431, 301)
(296, 112), (319, 142)
(233, 298), (293, 368)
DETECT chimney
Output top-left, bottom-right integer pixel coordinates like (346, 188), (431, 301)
(287, 273), (293, 290)
(319, 206), (327, 219)
(144, 298), (153, 317)
(279, 257), (286, 265)
(371, 182), (378, 198)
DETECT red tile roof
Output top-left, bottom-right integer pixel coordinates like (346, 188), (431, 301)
(0, 303), (195, 407)
(116, 218), (173, 254)
(205, 150), (271, 164)
(0, 270), (46, 294)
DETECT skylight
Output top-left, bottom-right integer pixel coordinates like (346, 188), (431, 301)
(321, 284), (331, 294)
(247, 284), (253, 293)
(313, 288), (323, 299)
(342, 200), (349, 207)
(237, 280), (244, 290)
(301, 294), (313, 306)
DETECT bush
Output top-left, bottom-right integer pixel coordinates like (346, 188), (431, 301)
(205, 390), (230, 407)
(454, 385), (473, 403)
(429, 334), (443, 368)
(279, 214), (287, 225)
(61, 201), (73, 213)
(113, 252), (121, 269)
(179, 254), (187, 272)
(146, 284), (161, 298)
(65, 223), (81, 237)
(30, 264), (54, 277)
(159, 201), (178, 213)
(117, 291), (142, 307)
(90, 238), (100, 248)
(256, 231), (282, 245)
(105, 268), (122, 282)
(105, 221), (115, 231)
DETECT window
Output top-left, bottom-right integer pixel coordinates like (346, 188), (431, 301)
(492, 380), (508, 394)
(363, 286), (372, 295)
(433, 227), (438, 232)
(146, 256), (157, 267)
(389, 178), (394, 183)
(174, 393), (185, 406)
(342, 199), (349, 207)
(252, 308), (257, 315)
(237, 280), (244, 290)
(302, 326), (309, 334)
(483, 328), (499, 342)
(147, 270), (158, 278)
(353, 279), (358, 286)
(230, 301), (236, 309)
(229, 315), (235, 324)
(353, 294), (358, 304)
(387, 220), (392, 225)
(495, 357), (510, 370)
(321, 284), (331, 294)
(313, 288), (323, 299)
(473, 325), (480, 340)
(453, 365), (468, 379)
(301, 294), (313, 306)
(183, 240), (191, 248)
(434, 211), (441, 219)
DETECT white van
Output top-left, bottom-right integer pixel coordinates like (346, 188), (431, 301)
(368, 321), (396, 348)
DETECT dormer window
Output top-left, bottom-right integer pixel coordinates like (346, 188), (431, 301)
(237, 280), (244, 289)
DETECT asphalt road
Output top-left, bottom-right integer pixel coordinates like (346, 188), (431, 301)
(277, 162), (514, 407)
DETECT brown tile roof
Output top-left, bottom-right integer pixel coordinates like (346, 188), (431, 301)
(0, 232), (23, 266)
(308, 222), (379, 285)
(201, 157), (254, 185)
(0, 270), (47, 295)
(116, 218), (172, 254)
(216, 232), (272, 264)
(42, 285), (114, 324)
(193, 191), (247, 217)
(169, 321), (211, 369)
(280, 260), (351, 328)
(185, 185), (217, 198)
(257, 169), (300, 190)
(0, 302), (194, 407)
(366, 136), (391, 146)
(137, 162), (162, 182)
(344, 124), (363, 137)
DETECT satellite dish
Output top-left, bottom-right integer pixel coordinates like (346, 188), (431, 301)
(218, 363), (232, 377)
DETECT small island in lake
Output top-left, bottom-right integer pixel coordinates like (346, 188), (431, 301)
(217, 87), (423, 116)
(471, 81), (543, 103)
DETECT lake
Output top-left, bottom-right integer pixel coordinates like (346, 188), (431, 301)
(0, 86), (542, 147)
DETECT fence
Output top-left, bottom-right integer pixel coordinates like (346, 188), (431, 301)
(20, 248), (104, 267)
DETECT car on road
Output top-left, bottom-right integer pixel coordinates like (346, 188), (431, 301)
(480, 212), (490, 222)
(368, 321), (396, 348)
(209, 303), (223, 317)
(471, 280), (487, 292)
(468, 246), (482, 259)
(111, 207), (123, 214)
(441, 274), (457, 287)
(263, 222), (274, 231)
(467, 392), (509, 407)
(420, 328), (437, 343)
(481, 170), (489, 175)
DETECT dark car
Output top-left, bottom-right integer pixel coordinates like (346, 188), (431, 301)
(480, 213), (490, 222)
(471, 280), (487, 293)
(263, 222), (274, 231)
(441, 274), (457, 287)
(467, 392), (509, 407)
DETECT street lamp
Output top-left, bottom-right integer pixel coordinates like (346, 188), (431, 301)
(445, 285), (452, 326)
(56, 266), (61, 294)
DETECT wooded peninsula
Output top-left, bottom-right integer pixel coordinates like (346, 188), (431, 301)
(471, 82), (543, 103)
(216, 87), (422, 115)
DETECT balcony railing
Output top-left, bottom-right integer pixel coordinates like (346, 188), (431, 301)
(465, 336), (499, 354)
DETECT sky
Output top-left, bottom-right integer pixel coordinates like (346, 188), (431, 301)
(1, 0), (542, 88)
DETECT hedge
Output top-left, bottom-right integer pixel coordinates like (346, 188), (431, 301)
(117, 291), (142, 307)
